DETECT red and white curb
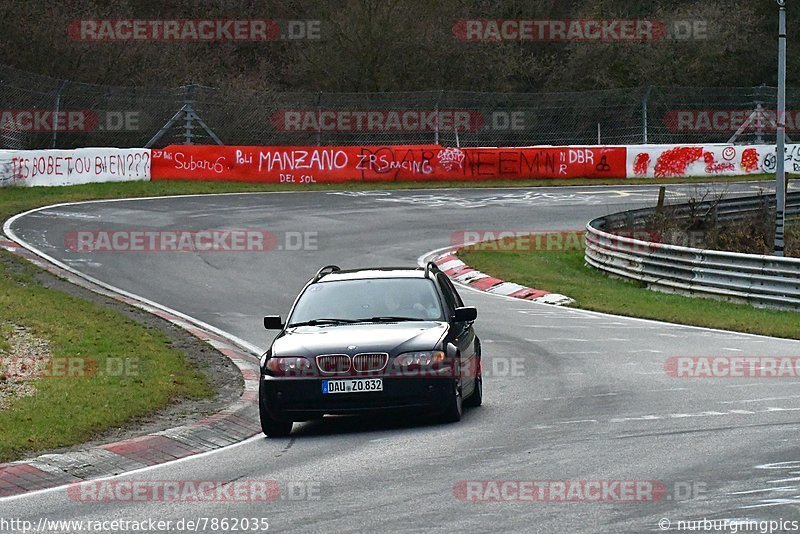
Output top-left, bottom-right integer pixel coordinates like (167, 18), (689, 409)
(431, 251), (574, 306)
(0, 232), (262, 499)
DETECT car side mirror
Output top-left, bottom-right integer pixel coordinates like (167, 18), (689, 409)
(263, 315), (284, 330)
(453, 306), (477, 323)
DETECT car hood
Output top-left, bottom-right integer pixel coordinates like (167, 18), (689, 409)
(271, 321), (449, 357)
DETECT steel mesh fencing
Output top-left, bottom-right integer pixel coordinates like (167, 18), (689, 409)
(1, 64), (798, 149)
(644, 85), (799, 145)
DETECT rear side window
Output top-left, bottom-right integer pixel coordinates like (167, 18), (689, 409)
(437, 273), (460, 312)
(450, 280), (465, 307)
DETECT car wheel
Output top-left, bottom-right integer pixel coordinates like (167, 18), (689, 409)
(259, 381), (293, 437)
(259, 406), (293, 437)
(464, 361), (482, 408)
(261, 414), (292, 437)
(440, 380), (463, 423)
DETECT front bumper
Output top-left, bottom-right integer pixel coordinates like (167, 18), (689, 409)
(260, 374), (455, 419)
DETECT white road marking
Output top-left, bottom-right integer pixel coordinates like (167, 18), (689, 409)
(0, 435), (264, 502)
(768, 477), (800, 483)
(719, 395), (800, 404)
(729, 486), (797, 495)
(556, 419), (598, 425)
(739, 498), (800, 509)
(522, 325), (592, 329)
(529, 393), (619, 402)
(524, 338), (589, 342)
(725, 383), (781, 388)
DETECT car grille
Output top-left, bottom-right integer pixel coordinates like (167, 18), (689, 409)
(353, 353), (389, 372)
(316, 354), (351, 374)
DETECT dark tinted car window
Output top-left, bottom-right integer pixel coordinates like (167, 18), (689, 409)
(436, 273), (458, 313)
(290, 278), (445, 323)
(445, 275), (465, 307)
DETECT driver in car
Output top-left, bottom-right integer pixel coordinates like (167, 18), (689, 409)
(383, 288), (439, 319)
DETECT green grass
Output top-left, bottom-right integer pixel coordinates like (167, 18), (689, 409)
(459, 245), (800, 340)
(0, 252), (212, 462)
(0, 323), (12, 353)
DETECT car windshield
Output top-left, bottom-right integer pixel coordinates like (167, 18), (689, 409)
(289, 277), (445, 325)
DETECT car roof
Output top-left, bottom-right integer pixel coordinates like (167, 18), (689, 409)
(319, 268), (428, 282)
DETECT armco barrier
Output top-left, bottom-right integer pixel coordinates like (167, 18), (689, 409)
(0, 148), (150, 187)
(585, 192), (800, 310)
(150, 144), (627, 182)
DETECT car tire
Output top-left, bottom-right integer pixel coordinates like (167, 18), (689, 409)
(464, 363), (482, 408)
(440, 380), (463, 423)
(260, 407), (293, 438)
(259, 380), (293, 437)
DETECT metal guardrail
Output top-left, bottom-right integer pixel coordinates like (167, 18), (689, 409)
(585, 192), (800, 311)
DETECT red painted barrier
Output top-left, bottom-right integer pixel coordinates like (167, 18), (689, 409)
(450, 146), (625, 179)
(150, 144), (628, 183)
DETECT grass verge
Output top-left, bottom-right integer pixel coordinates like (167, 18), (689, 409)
(0, 252), (212, 462)
(458, 245), (800, 340)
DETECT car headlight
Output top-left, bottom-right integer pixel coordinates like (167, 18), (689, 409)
(265, 356), (315, 377)
(395, 351), (446, 369)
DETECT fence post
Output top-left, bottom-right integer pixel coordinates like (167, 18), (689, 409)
(755, 101), (765, 144)
(641, 85), (652, 144)
(50, 80), (67, 149)
(183, 84), (196, 145)
(315, 91), (322, 146)
(434, 90), (443, 145)
(146, 83), (221, 148)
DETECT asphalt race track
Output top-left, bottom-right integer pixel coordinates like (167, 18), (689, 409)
(2, 182), (800, 533)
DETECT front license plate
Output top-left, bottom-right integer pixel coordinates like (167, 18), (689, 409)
(322, 378), (383, 394)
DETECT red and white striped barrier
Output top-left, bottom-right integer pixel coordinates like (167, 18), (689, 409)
(432, 252), (574, 305)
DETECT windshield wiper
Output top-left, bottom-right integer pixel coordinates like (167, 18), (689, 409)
(287, 318), (360, 327)
(356, 316), (420, 323)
